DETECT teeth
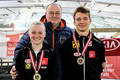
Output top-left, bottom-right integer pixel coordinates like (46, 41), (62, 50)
(79, 24), (85, 26)
(34, 38), (40, 40)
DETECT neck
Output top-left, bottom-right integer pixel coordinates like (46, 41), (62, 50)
(52, 23), (59, 30)
(76, 29), (90, 36)
(32, 43), (43, 52)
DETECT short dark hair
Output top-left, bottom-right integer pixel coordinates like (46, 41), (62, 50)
(73, 6), (91, 20)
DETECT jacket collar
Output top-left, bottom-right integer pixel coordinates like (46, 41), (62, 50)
(75, 30), (93, 39)
(40, 15), (66, 29)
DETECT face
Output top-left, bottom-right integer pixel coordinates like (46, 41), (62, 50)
(46, 4), (62, 25)
(29, 25), (46, 45)
(74, 12), (91, 32)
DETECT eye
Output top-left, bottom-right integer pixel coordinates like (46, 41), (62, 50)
(48, 11), (61, 15)
(76, 18), (81, 21)
(31, 31), (36, 34)
(38, 32), (43, 34)
(83, 17), (89, 20)
(55, 12), (60, 15)
(48, 11), (54, 15)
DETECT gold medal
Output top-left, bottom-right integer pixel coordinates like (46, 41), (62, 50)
(73, 32), (92, 65)
(29, 51), (44, 80)
(77, 57), (84, 65)
(33, 71), (41, 80)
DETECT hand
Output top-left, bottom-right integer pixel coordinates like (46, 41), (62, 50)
(102, 62), (106, 68)
(10, 66), (18, 80)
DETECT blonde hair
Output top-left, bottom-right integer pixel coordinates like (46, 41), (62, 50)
(29, 21), (46, 32)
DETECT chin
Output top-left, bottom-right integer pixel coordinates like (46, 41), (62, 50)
(80, 30), (86, 32)
(33, 42), (42, 45)
(35, 43), (41, 45)
(52, 21), (59, 24)
(78, 29), (84, 32)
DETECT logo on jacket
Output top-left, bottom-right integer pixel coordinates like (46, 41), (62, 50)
(60, 36), (67, 44)
(24, 59), (31, 69)
(89, 51), (95, 58)
(42, 58), (48, 65)
(88, 41), (92, 46)
(72, 40), (80, 48)
(73, 52), (81, 56)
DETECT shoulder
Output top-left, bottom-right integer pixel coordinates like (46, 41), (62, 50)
(64, 26), (74, 32)
(43, 42), (54, 52)
(61, 26), (74, 37)
(22, 30), (29, 38)
(92, 34), (104, 47)
(18, 30), (30, 46)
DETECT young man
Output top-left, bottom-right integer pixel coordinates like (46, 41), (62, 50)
(15, 21), (56, 80)
(10, 3), (73, 80)
(61, 6), (106, 80)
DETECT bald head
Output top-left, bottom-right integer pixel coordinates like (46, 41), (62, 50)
(46, 3), (62, 12)
(45, 3), (62, 27)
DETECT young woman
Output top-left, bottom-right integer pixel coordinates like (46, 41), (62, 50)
(15, 21), (56, 80)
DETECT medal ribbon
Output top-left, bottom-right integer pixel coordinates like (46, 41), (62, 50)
(73, 32), (92, 56)
(29, 50), (44, 72)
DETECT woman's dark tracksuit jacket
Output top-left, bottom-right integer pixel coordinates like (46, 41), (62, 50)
(15, 42), (57, 80)
(61, 31), (105, 80)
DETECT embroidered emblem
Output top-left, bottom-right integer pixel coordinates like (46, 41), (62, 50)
(25, 63), (31, 69)
(24, 59), (31, 69)
(89, 51), (95, 58)
(72, 40), (80, 48)
(60, 36), (67, 44)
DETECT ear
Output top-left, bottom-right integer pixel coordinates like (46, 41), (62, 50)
(90, 19), (92, 23)
(45, 12), (47, 16)
(73, 21), (76, 26)
(73, 21), (75, 25)
(43, 32), (46, 37)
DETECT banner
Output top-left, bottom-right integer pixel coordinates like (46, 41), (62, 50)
(6, 33), (23, 56)
(101, 38), (120, 56)
(101, 38), (120, 79)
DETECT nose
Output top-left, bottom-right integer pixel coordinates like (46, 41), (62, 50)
(34, 33), (39, 37)
(52, 13), (57, 17)
(80, 19), (85, 22)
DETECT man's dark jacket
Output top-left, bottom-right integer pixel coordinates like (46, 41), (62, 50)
(61, 31), (105, 80)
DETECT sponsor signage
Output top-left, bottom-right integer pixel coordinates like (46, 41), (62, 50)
(6, 33), (23, 56)
(101, 38), (120, 56)
(101, 38), (120, 79)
